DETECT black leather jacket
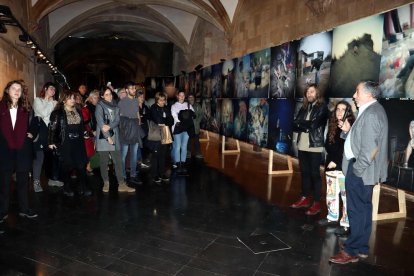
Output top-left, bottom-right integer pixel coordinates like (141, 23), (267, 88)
(293, 102), (328, 147)
(48, 107), (86, 146)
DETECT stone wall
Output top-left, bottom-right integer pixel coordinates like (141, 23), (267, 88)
(183, 0), (413, 70)
(0, 0), (53, 99)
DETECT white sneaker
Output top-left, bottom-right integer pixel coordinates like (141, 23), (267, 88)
(33, 180), (43, 193)
(140, 163), (150, 169)
(48, 179), (64, 187)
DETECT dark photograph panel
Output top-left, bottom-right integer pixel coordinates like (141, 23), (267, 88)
(381, 98), (414, 191)
(233, 98), (249, 142)
(222, 59), (236, 98)
(270, 42), (298, 98)
(296, 31), (332, 98)
(267, 98), (295, 154)
(201, 97), (219, 133)
(235, 55), (250, 98)
(211, 63), (223, 99)
(328, 15), (384, 98)
(201, 66), (212, 98)
(219, 98), (234, 137)
(248, 48), (271, 98)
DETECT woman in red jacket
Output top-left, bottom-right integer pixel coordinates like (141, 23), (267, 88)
(0, 80), (38, 223)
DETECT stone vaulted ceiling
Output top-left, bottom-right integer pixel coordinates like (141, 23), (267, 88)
(30, 0), (239, 53)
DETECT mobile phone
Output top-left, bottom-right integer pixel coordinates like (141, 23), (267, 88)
(342, 106), (351, 122)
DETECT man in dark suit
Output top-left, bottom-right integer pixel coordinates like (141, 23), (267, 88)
(330, 81), (388, 264)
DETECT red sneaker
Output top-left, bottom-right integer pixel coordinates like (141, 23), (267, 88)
(305, 202), (321, 215)
(290, 197), (311, 208)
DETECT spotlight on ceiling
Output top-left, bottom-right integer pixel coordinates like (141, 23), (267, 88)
(194, 64), (203, 71)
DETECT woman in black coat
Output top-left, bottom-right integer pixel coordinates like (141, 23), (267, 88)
(147, 92), (174, 184)
(0, 80), (38, 221)
(48, 91), (90, 197)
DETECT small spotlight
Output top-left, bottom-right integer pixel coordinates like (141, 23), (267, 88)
(30, 44), (36, 49)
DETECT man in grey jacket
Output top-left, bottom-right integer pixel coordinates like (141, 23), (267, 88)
(330, 81), (388, 264)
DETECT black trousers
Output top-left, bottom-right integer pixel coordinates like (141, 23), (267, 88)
(298, 150), (322, 202)
(0, 170), (29, 215)
(151, 144), (167, 178)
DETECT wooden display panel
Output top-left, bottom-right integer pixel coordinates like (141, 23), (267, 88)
(267, 150), (293, 175)
(372, 184), (406, 221)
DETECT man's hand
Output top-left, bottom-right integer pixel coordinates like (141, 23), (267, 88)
(327, 161), (337, 169)
(102, 125), (110, 132)
(338, 118), (351, 133)
(48, 144), (57, 150)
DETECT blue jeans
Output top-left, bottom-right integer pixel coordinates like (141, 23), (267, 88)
(344, 164), (374, 257)
(121, 143), (139, 178)
(172, 132), (189, 163)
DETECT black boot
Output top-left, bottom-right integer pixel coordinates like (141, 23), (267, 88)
(78, 182), (92, 197)
(178, 162), (188, 175)
(63, 183), (74, 197)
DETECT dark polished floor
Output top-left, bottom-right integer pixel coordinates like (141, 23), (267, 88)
(1, 135), (413, 275)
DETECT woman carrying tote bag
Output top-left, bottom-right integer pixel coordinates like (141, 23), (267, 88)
(147, 92), (174, 185)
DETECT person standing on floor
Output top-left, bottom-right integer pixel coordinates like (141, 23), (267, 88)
(147, 92), (174, 184)
(118, 81), (144, 185)
(0, 80), (38, 221)
(187, 94), (203, 159)
(171, 91), (194, 174)
(318, 100), (355, 237)
(291, 84), (328, 215)
(82, 91), (99, 175)
(330, 81), (388, 264)
(48, 91), (91, 197)
(32, 82), (57, 192)
(96, 86), (134, 193)
(137, 90), (150, 169)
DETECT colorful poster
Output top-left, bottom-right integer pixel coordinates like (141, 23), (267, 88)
(248, 49), (271, 98)
(267, 99), (295, 154)
(248, 98), (269, 147)
(270, 42), (298, 98)
(296, 31), (333, 98)
(328, 15), (384, 98)
(380, 4), (414, 98)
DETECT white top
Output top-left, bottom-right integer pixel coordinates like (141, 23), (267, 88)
(171, 101), (194, 132)
(10, 107), (17, 129)
(33, 97), (57, 126)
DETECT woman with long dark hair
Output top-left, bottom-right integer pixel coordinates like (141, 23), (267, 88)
(32, 82), (57, 192)
(318, 100), (355, 236)
(0, 80), (38, 221)
(48, 91), (90, 197)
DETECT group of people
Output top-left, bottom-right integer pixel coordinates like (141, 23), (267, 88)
(0, 79), (204, 224)
(291, 81), (388, 264)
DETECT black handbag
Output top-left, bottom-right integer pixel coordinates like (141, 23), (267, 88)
(147, 120), (162, 141)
